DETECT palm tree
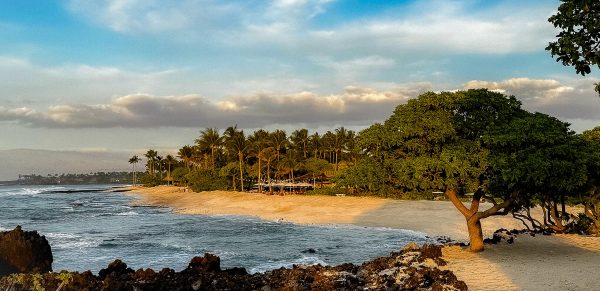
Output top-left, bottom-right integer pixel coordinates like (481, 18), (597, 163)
(334, 127), (348, 170)
(322, 131), (335, 163)
(156, 155), (164, 181)
(224, 126), (250, 191)
(195, 128), (223, 168)
(269, 129), (288, 164)
(308, 132), (322, 158)
(291, 129), (310, 159)
(345, 130), (360, 165)
(128, 155), (140, 186)
(248, 129), (270, 192)
(177, 145), (195, 172)
(164, 154), (177, 185)
(259, 147), (278, 194)
(144, 149), (158, 176)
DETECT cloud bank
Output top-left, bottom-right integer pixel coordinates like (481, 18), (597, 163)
(2, 78), (598, 130)
(0, 84), (429, 128)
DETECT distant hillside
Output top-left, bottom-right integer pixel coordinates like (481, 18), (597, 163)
(0, 149), (132, 181)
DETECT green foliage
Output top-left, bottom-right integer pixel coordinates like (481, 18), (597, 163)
(380, 90), (489, 194)
(333, 157), (391, 194)
(32, 274), (45, 291)
(547, 0), (600, 93)
(484, 112), (588, 208)
(303, 158), (332, 177)
(55, 272), (73, 285)
(171, 167), (189, 185)
(139, 173), (162, 187)
(14, 172), (133, 185)
(187, 169), (230, 192)
(565, 213), (595, 234)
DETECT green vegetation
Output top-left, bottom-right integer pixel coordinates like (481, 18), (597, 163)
(8, 172), (133, 185)
(135, 89), (600, 251)
(546, 0), (600, 93)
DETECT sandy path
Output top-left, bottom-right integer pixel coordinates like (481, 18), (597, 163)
(443, 235), (600, 291)
(125, 186), (600, 290)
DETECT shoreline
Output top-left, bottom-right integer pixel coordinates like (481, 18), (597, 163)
(124, 185), (525, 241)
(125, 186), (600, 290)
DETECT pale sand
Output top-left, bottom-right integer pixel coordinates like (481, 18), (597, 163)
(126, 186), (600, 290)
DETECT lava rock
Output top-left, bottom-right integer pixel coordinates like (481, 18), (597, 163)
(0, 225), (53, 276)
(187, 253), (221, 272)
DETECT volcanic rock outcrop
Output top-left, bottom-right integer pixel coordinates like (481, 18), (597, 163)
(0, 243), (467, 290)
(0, 226), (53, 276)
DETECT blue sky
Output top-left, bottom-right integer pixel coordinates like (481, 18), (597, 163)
(0, 0), (598, 158)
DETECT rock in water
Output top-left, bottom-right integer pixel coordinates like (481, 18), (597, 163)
(0, 226), (53, 276)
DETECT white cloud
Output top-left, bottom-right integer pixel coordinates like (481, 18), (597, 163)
(0, 84), (430, 128)
(65, 0), (555, 56)
(66, 0), (234, 33)
(463, 77), (600, 121)
(0, 56), (196, 106)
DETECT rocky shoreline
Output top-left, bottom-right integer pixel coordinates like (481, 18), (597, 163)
(0, 226), (467, 290)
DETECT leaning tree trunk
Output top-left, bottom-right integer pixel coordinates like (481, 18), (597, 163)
(466, 214), (485, 252)
(445, 188), (495, 252)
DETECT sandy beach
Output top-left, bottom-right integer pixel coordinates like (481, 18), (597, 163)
(127, 186), (600, 290)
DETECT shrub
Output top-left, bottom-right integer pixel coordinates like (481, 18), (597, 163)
(187, 169), (230, 192)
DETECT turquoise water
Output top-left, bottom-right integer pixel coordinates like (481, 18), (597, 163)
(0, 185), (430, 273)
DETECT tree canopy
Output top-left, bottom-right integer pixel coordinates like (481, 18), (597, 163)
(547, 0), (600, 93)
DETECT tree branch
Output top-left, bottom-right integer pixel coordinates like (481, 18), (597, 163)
(469, 189), (483, 212)
(479, 192), (517, 219)
(482, 193), (499, 206)
(445, 188), (473, 218)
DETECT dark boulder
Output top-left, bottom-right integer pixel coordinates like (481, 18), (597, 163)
(0, 226), (52, 276)
(98, 259), (134, 280)
(186, 253), (221, 272)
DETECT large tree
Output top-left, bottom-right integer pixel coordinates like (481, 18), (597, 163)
(547, 0), (600, 93)
(365, 89), (539, 251)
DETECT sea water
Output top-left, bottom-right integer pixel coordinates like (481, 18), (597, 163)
(0, 185), (430, 273)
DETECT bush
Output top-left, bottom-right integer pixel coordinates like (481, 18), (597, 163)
(187, 169), (230, 192)
(565, 213), (595, 234)
(139, 174), (162, 187)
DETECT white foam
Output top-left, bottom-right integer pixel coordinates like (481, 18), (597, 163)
(46, 232), (100, 249)
(115, 211), (139, 216)
(249, 256), (328, 274)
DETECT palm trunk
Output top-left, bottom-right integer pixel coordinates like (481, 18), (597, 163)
(258, 158), (262, 193)
(239, 152), (244, 192)
(267, 161), (273, 195)
(211, 147), (215, 169)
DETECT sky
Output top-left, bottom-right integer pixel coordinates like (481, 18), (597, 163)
(0, 0), (599, 178)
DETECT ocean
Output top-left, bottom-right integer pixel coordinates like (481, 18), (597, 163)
(0, 185), (431, 273)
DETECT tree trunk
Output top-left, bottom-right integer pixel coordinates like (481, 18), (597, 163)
(258, 158), (262, 193)
(467, 215), (485, 252)
(267, 161), (273, 195)
(239, 152), (244, 192)
(445, 188), (485, 252)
